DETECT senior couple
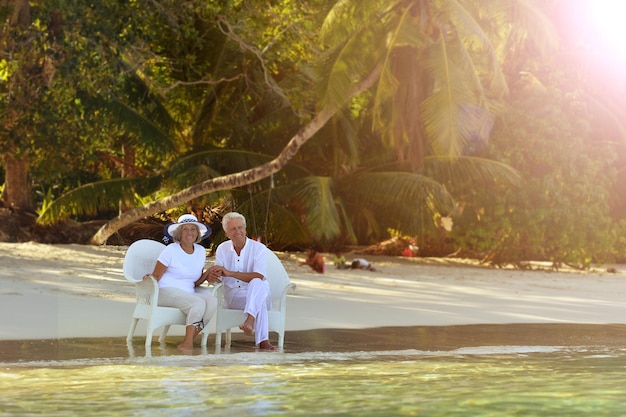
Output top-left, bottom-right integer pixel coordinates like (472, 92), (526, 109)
(143, 211), (276, 351)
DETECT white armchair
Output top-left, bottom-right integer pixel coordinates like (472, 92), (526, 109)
(123, 239), (210, 348)
(213, 250), (296, 349)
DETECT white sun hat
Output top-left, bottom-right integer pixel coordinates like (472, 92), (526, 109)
(165, 214), (211, 241)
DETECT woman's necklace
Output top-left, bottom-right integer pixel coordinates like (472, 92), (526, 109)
(181, 243), (194, 254)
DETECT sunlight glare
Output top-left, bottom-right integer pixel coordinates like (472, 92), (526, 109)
(587, 0), (626, 61)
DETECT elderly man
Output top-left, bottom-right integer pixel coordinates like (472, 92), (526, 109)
(207, 212), (275, 350)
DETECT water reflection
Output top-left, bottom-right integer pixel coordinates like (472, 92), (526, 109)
(3, 323), (626, 363)
(126, 340), (287, 359)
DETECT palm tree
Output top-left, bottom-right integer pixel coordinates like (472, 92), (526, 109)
(39, 0), (557, 246)
(247, 0), (553, 248)
(261, 114), (521, 250)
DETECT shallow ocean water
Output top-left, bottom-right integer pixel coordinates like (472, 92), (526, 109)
(2, 324), (626, 416)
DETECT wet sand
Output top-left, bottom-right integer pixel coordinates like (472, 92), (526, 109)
(2, 323), (626, 364)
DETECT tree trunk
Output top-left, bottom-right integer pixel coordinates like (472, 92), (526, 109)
(2, 152), (34, 212)
(90, 65), (383, 244)
(8, 0), (30, 27)
(1, 0), (37, 212)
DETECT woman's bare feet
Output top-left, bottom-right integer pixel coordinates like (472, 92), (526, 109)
(178, 324), (197, 352)
(177, 342), (193, 352)
(258, 340), (276, 351)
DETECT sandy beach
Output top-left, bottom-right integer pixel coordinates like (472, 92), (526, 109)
(1, 241), (626, 351)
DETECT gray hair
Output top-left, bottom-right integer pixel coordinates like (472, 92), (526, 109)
(222, 212), (246, 232)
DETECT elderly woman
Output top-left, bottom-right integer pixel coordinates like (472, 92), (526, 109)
(144, 214), (217, 351)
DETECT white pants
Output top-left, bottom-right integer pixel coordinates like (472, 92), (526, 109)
(225, 278), (271, 345)
(158, 286), (217, 329)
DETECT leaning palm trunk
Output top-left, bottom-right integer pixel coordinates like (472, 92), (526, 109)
(90, 66), (382, 245)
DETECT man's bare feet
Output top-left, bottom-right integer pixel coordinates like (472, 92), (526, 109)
(239, 314), (255, 336)
(258, 340), (276, 351)
(177, 342), (193, 352)
(238, 322), (254, 336)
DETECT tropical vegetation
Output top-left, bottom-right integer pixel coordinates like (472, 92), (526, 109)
(1, 0), (625, 266)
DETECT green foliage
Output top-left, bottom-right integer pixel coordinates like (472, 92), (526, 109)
(451, 85), (619, 267)
(36, 187), (55, 216)
(614, 220), (626, 262)
(38, 176), (163, 223)
(10, 0), (617, 264)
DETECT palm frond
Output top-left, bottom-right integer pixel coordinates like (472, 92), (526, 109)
(334, 196), (358, 245)
(343, 171), (455, 209)
(372, 5), (420, 129)
(266, 205), (312, 249)
(165, 149), (310, 190)
(446, 0), (509, 98)
(118, 59), (181, 139)
(317, 1), (394, 109)
(320, 0), (377, 46)
(79, 93), (178, 156)
(505, 0), (558, 57)
(292, 176), (342, 241)
(162, 164), (234, 204)
(423, 155), (521, 187)
(111, 97), (179, 155)
(339, 171), (456, 235)
(420, 34), (478, 157)
(168, 149), (273, 179)
(38, 176), (162, 224)
(351, 205), (384, 243)
(232, 187), (311, 249)
(320, 109), (362, 172)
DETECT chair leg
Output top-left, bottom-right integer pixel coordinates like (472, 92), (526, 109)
(215, 331), (222, 348)
(127, 319), (139, 344)
(278, 331), (285, 349)
(145, 329), (154, 349)
(158, 325), (170, 344)
(225, 329), (232, 347)
(200, 329), (209, 347)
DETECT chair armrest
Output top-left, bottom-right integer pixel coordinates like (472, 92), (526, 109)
(209, 282), (224, 296)
(281, 282), (296, 298)
(135, 276), (159, 306)
(135, 276), (158, 291)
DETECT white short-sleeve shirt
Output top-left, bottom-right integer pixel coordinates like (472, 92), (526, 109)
(157, 242), (206, 293)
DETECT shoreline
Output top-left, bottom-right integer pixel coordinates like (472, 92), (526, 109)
(2, 241), (626, 359)
(2, 323), (626, 363)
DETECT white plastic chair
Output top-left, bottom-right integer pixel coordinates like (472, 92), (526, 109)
(213, 250), (296, 349)
(123, 239), (210, 348)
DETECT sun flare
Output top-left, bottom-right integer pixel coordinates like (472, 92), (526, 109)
(586, 0), (626, 61)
